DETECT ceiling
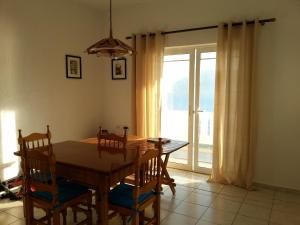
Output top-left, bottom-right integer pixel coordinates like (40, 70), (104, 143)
(74, 0), (156, 9)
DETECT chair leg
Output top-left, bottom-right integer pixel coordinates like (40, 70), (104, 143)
(87, 197), (93, 225)
(72, 207), (78, 223)
(139, 211), (145, 225)
(46, 210), (51, 225)
(23, 195), (27, 219)
(53, 211), (61, 225)
(132, 213), (139, 225)
(122, 215), (127, 225)
(26, 198), (34, 225)
(62, 209), (67, 225)
(154, 198), (160, 225)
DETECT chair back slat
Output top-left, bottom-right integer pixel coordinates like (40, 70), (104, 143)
(18, 125), (51, 153)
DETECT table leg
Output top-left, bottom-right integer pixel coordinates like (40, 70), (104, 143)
(96, 179), (109, 225)
(161, 154), (176, 195)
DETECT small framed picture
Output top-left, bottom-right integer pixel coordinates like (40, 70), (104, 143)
(112, 58), (127, 80)
(66, 55), (82, 79)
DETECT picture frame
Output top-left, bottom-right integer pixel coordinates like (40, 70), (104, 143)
(66, 55), (82, 79)
(112, 58), (127, 80)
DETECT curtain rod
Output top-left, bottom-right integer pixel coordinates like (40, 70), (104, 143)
(125, 18), (276, 40)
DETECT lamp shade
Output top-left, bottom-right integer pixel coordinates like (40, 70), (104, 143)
(86, 37), (135, 58)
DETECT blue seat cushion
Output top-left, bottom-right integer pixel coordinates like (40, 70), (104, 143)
(109, 183), (154, 209)
(30, 180), (89, 207)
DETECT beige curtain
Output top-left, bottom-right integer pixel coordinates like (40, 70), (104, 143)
(210, 21), (259, 189)
(133, 33), (164, 138)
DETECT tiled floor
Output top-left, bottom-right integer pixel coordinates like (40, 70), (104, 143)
(1, 168), (300, 225)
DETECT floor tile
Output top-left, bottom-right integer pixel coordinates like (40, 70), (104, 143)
(244, 188), (274, 208)
(0, 200), (23, 211)
(168, 168), (189, 177)
(184, 192), (216, 206)
(193, 189), (219, 198)
(217, 193), (244, 203)
(196, 219), (221, 225)
(202, 208), (236, 225)
(180, 180), (203, 189)
(144, 205), (170, 221)
(33, 207), (47, 219)
(176, 184), (196, 191)
(197, 183), (223, 193)
(273, 199), (300, 214)
(220, 185), (247, 199)
(5, 206), (24, 219)
(270, 210), (300, 225)
(7, 219), (26, 225)
(210, 196), (241, 213)
(163, 186), (193, 200)
(246, 189), (274, 201)
(160, 195), (182, 211)
(243, 198), (273, 209)
(174, 201), (207, 219)
(189, 173), (209, 181)
(275, 191), (300, 203)
(238, 203), (271, 220)
(233, 215), (268, 225)
(0, 211), (19, 224)
(162, 212), (198, 225)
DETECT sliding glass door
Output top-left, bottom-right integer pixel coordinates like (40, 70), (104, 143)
(161, 45), (216, 173)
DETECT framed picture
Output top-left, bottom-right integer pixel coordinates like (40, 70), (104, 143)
(112, 58), (127, 80)
(66, 55), (82, 79)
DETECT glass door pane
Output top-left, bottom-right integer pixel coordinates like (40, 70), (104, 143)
(161, 53), (192, 168)
(194, 51), (216, 172)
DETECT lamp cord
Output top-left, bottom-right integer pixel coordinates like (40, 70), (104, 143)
(109, 0), (113, 38)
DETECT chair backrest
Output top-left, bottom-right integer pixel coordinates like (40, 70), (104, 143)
(22, 144), (58, 207)
(133, 138), (162, 206)
(18, 125), (52, 154)
(97, 126), (128, 153)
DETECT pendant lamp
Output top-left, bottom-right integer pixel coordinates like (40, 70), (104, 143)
(86, 0), (135, 58)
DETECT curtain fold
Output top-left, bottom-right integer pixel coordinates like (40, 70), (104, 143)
(210, 21), (259, 189)
(134, 33), (164, 138)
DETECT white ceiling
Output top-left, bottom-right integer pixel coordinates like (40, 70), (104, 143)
(74, 0), (156, 9)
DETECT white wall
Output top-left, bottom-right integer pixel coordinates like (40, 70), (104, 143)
(0, 0), (104, 180)
(100, 0), (300, 190)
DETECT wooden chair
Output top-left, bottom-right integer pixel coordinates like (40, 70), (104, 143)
(97, 126), (128, 159)
(18, 125), (56, 222)
(22, 143), (92, 225)
(108, 139), (163, 225)
(73, 126), (129, 221)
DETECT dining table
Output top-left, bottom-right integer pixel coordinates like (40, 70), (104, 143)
(81, 135), (189, 195)
(15, 135), (188, 225)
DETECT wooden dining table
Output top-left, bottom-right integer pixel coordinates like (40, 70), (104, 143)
(15, 135), (188, 225)
(81, 135), (189, 195)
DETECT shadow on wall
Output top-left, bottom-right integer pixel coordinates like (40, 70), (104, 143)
(0, 110), (19, 181)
